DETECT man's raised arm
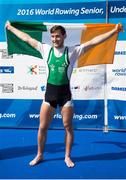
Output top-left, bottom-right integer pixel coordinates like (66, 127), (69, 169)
(83, 24), (123, 53)
(5, 21), (38, 49)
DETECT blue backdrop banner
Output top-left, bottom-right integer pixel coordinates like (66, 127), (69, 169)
(0, 0), (126, 130)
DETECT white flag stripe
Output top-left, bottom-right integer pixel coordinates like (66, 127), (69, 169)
(42, 25), (84, 46)
(44, 22), (87, 30)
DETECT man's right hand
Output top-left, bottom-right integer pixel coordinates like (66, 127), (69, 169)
(5, 21), (11, 30)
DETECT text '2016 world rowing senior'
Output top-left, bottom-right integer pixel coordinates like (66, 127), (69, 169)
(17, 7), (104, 16)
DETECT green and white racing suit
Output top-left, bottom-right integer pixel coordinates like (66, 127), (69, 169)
(36, 42), (85, 108)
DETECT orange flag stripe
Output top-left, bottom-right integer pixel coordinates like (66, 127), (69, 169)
(78, 23), (118, 67)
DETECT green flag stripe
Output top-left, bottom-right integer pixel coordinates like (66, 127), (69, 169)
(6, 22), (47, 59)
(10, 21), (47, 31)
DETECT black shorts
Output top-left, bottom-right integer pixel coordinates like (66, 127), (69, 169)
(45, 83), (72, 108)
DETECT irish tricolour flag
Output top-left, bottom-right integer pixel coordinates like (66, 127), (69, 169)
(6, 22), (119, 67)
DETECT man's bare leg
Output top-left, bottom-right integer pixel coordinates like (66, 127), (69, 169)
(61, 105), (75, 168)
(29, 102), (55, 166)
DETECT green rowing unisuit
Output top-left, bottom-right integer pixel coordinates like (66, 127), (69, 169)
(47, 47), (69, 85)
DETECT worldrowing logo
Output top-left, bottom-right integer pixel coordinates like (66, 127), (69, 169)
(112, 68), (126, 76)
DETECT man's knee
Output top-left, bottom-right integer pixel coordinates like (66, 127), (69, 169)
(39, 125), (48, 134)
(64, 123), (73, 132)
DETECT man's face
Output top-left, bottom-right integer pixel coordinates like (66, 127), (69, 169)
(51, 30), (66, 48)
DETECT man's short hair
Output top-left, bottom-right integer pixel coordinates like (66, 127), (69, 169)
(50, 25), (66, 35)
